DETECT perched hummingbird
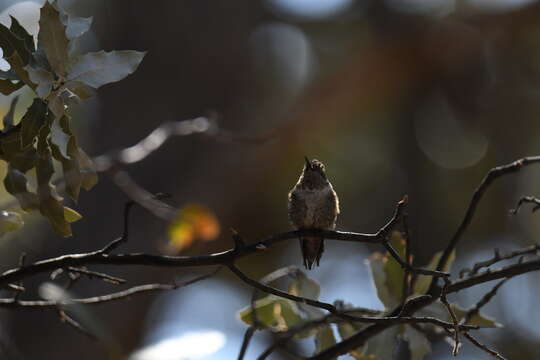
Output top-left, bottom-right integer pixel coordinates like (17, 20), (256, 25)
(288, 157), (340, 269)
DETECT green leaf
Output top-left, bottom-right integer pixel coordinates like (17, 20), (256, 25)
(315, 326), (336, 355)
(384, 232), (406, 301)
(77, 147), (98, 190)
(9, 16), (35, 53)
(368, 231), (406, 308)
(288, 272), (320, 300)
(25, 65), (53, 98)
(66, 80), (94, 100)
(46, 89), (66, 118)
(403, 326), (431, 360)
(0, 210), (24, 235)
(67, 50), (146, 88)
(362, 326), (401, 360)
(36, 154), (72, 236)
(50, 115), (70, 159)
(369, 254), (395, 309)
(65, 16), (93, 40)
(4, 50), (35, 88)
(237, 295), (304, 332)
(20, 98), (48, 149)
(2, 95), (19, 130)
(0, 23), (30, 65)
(4, 167), (39, 211)
(0, 79), (24, 95)
(63, 206), (82, 223)
(38, 2), (69, 77)
(413, 250), (456, 295)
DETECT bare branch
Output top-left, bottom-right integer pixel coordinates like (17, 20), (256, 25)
(433, 156), (540, 279)
(441, 278), (460, 356)
(460, 245), (540, 278)
(0, 267), (220, 309)
(463, 279), (507, 324)
(510, 195), (540, 214)
(463, 332), (507, 360)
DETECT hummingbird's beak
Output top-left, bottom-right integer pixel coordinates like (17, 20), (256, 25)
(304, 156), (311, 169)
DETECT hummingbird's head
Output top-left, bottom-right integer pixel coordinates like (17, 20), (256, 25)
(301, 157), (328, 189)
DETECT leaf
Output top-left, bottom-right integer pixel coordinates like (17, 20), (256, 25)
(25, 65), (53, 98)
(4, 167), (39, 211)
(288, 272), (324, 320)
(4, 50), (35, 88)
(50, 115), (70, 160)
(20, 98), (48, 149)
(62, 133), (83, 201)
(315, 326), (336, 355)
(168, 204), (220, 252)
(237, 295), (304, 332)
(38, 2), (69, 77)
(9, 16), (34, 53)
(35, 122), (72, 236)
(63, 206), (82, 223)
(0, 23), (30, 65)
(368, 231), (406, 308)
(46, 89), (66, 118)
(0, 79), (24, 95)
(369, 254), (395, 309)
(362, 326), (401, 360)
(383, 232), (406, 301)
(403, 326), (431, 360)
(65, 16), (92, 40)
(413, 250), (456, 295)
(2, 95), (19, 130)
(0, 210), (24, 235)
(67, 50), (146, 88)
(288, 272), (320, 300)
(66, 80), (94, 100)
(77, 147), (98, 190)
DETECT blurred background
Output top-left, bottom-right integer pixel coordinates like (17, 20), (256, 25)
(1, 0), (540, 359)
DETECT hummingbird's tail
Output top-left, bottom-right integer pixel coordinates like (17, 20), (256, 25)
(300, 237), (324, 270)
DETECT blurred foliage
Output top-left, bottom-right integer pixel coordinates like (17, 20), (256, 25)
(0, 0), (144, 236)
(167, 203), (220, 253)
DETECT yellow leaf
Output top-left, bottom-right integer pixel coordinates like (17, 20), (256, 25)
(168, 203), (220, 252)
(63, 206), (82, 223)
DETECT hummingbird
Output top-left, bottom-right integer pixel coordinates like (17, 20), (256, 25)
(288, 157), (340, 269)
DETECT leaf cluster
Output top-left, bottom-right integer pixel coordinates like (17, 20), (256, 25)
(0, 0), (145, 235)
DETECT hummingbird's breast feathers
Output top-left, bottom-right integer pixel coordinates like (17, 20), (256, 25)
(288, 184), (339, 229)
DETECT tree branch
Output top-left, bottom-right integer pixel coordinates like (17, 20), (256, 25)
(0, 267), (221, 309)
(433, 156), (540, 279)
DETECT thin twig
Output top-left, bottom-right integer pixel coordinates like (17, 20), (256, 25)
(441, 278), (460, 356)
(0, 267), (221, 309)
(58, 309), (98, 340)
(227, 263), (336, 312)
(66, 267), (126, 285)
(463, 332), (507, 360)
(460, 245), (540, 278)
(510, 196), (540, 214)
(433, 156), (540, 281)
(238, 327), (256, 360)
(401, 212), (412, 303)
(463, 279), (507, 325)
